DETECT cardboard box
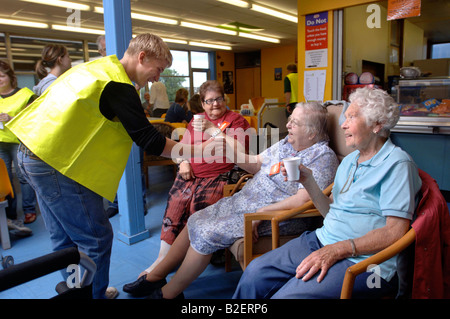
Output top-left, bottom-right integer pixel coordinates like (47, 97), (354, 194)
(413, 58), (450, 77)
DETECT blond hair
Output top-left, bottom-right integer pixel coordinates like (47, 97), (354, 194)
(125, 33), (172, 67)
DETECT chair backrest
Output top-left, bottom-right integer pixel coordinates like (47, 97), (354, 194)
(0, 158), (14, 201)
(326, 103), (353, 162)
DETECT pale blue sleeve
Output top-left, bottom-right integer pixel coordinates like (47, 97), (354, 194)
(379, 160), (421, 220)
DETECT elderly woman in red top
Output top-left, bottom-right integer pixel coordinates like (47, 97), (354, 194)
(138, 80), (250, 276)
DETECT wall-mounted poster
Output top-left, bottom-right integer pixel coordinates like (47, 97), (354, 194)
(274, 67), (282, 81)
(223, 71), (234, 94)
(305, 11), (328, 68)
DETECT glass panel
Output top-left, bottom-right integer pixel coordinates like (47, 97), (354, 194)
(0, 33), (6, 61)
(191, 51), (209, 69)
(7, 35), (84, 72)
(166, 50), (189, 76)
(432, 43), (450, 59)
(193, 72), (208, 93)
(158, 76), (190, 102)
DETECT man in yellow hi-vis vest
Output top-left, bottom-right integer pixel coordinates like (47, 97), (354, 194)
(284, 63), (298, 116)
(7, 33), (206, 299)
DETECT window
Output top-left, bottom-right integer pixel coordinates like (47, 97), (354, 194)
(431, 43), (450, 59)
(191, 51), (209, 69)
(154, 50), (211, 101)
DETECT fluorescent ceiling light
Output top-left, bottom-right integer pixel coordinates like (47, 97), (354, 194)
(0, 18), (48, 29)
(21, 0), (90, 11)
(180, 22), (237, 36)
(9, 52), (43, 57)
(52, 24), (104, 35)
(238, 32), (280, 43)
(131, 13), (178, 25)
(251, 4), (298, 23)
(12, 59), (36, 64)
(0, 48), (27, 52)
(162, 38), (188, 45)
(217, 0), (250, 8)
(96, 7), (178, 26)
(188, 41), (232, 50)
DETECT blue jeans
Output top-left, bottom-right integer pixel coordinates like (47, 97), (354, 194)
(0, 142), (37, 218)
(233, 231), (397, 299)
(17, 149), (113, 299)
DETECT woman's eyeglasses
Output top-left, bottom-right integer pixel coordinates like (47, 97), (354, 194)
(287, 115), (304, 128)
(203, 96), (225, 105)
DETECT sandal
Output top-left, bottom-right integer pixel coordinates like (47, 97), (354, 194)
(24, 213), (36, 224)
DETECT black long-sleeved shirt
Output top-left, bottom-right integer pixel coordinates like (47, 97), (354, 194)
(99, 81), (166, 156)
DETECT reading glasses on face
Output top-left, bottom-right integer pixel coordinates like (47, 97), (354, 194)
(287, 116), (301, 127)
(203, 96), (225, 105)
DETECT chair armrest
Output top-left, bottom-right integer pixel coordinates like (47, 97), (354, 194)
(242, 203), (321, 269)
(242, 183), (333, 269)
(340, 228), (416, 299)
(230, 174), (253, 196)
(223, 174), (254, 197)
(271, 182), (333, 222)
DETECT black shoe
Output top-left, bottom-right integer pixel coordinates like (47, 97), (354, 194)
(123, 275), (166, 297)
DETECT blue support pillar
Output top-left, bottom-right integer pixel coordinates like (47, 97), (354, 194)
(103, 0), (149, 245)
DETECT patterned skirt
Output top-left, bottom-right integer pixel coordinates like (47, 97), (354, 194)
(160, 173), (227, 245)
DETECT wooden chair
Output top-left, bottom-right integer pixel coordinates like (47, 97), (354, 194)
(0, 158), (14, 250)
(225, 178), (333, 271)
(341, 169), (450, 299)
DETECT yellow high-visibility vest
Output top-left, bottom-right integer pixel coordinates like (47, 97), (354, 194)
(286, 72), (298, 104)
(7, 56), (134, 202)
(0, 88), (35, 144)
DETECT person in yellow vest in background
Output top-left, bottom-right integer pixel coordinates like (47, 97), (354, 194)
(0, 60), (37, 236)
(7, 33), (205, 299)
(284, 63), (298, 116)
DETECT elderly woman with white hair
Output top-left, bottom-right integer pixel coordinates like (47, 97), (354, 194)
(233, 87), (422, 299)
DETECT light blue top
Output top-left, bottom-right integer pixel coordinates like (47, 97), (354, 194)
(33, 74), (57, 96)
(316, 138), (422, 281)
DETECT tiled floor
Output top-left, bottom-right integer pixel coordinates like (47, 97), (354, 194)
(0, 166), (243, 299)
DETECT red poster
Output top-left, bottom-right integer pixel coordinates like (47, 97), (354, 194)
(305, 12), (328, 51)
(387, 0), (421, 20)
